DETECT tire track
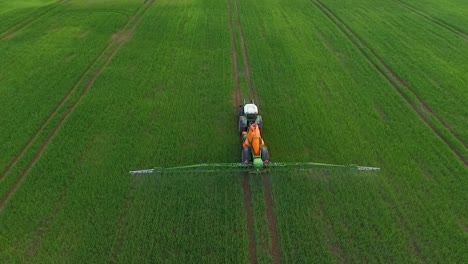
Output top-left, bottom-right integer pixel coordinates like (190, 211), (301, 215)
(0, 1), (147, 183)
(379, 181), (427, 262)
(108, 180), (138, 263)
(0, 1), (154, 211)
(313, 0), (467, 165)
(391, 0), (468, 40)
(0, 42), (113, 183)
(232, 0), (257, 102)
(24, 148), (80, 260)
(261, 172), (281, 264)
(0, 0), (69, 40)
(227, 0), (241, 107)
(229, 0), (281, 261)
(242, 172), (257, 264)
(228, 0), (257, 262)
(25, 190), (65, 260)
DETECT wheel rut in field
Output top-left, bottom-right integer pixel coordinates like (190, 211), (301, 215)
(0, 41), (114, 183)
(261, 173), (281, 264)
(313, 0), (467, 165)
(242, 173), (257, 264)
(25, 190), (66, 260)
(390, 0), (468, 40)
(232, 0), (257, 101)
(0, 0), (69, 40)
(227, 0), (241, 107)
(380, 182), (427, 262)
(24, 157), (80, 260)
(108, 180), (138, 263)
(228, 0), (257, 261)
(228, 0), (282, 261)
(0, 1), (155, 211)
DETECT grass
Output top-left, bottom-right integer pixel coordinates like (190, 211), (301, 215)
(0, 0), (467, 262)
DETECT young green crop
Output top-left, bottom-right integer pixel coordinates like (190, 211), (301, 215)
(0, 1), (141, 174)
(0, 0), (247, 262)
(390, 0), (468, 32)
(0, 0), (467, 262)
(235, 0), (467, 261)
(0, 0), (57, 33)
(320, 0), (468, 142)
(115, 172), (246, 263)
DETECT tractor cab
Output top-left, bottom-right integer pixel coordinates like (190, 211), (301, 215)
(238, 100), (263, 133)
(243, 103), (258, 121)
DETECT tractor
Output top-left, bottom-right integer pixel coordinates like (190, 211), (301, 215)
(239, 99), (269, 169)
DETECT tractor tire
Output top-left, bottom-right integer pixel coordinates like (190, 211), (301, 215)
(239, 116), (247, 133)
(242, 147), (251, 163)
(238, 105), (244, 116)
(260, 146), (269, 165)
(255, 115), (263, 130)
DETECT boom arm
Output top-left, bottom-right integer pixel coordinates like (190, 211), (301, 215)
(129, 162), (380, 175)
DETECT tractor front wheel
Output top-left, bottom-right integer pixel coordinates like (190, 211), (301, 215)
(261, 146), (269, 166)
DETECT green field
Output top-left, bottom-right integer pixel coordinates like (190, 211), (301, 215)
(0, 0), (466, 262)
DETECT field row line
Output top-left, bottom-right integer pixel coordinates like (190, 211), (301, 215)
(379, 179), (427, 262)
(313, 0), (467, 166)
(232, 0), (282, 256)
(227, 0), (282, 262)
(390, 0), (468, 40)
(0, 0), (70, 40)
(227, 0), (257, 262)
(231, 0), (257, 102)
(25, 190), (66, 260)
(107, 178), (139, 263)
(0, 0), (155, 211)
(242, 172), (257, 264)
(227, 0), (241, 108)
(261, 172), (281, 264)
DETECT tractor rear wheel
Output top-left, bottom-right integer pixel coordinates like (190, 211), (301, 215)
(242, 147), (251, 163)
(261, 146), (269, 165)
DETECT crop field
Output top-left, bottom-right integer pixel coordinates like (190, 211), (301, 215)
(0, 0), (466, 262)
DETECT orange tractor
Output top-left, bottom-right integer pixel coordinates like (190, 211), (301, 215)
(239, 99), (269, 169)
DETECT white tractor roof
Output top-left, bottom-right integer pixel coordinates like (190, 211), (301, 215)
(244, 104), (258, 115)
